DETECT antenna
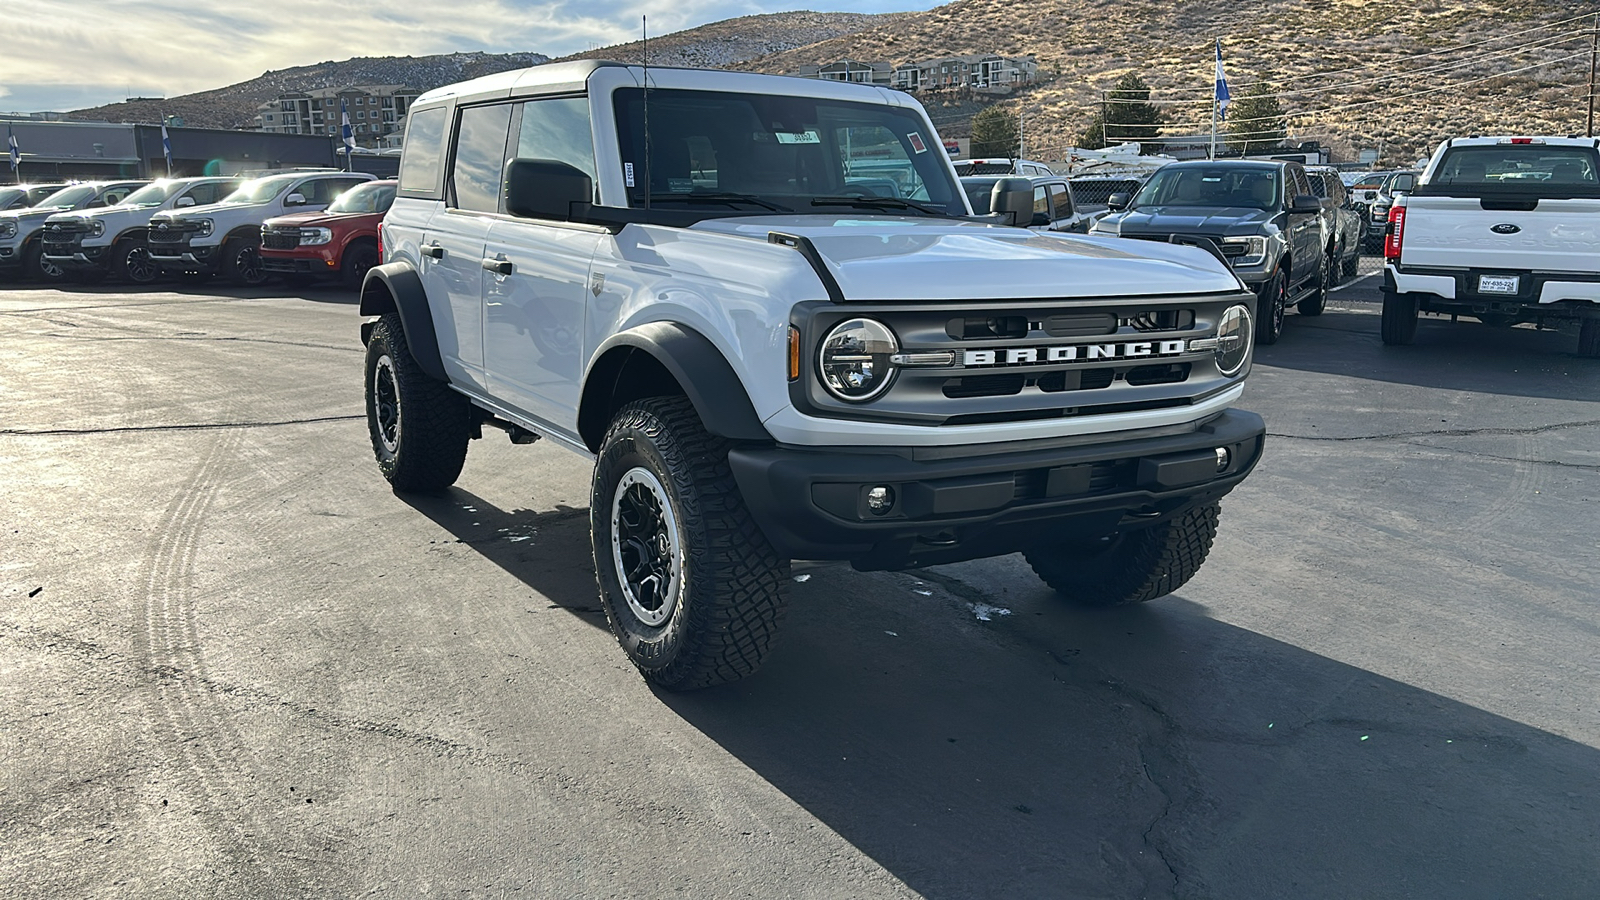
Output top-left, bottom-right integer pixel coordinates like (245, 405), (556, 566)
(642, 15), (651, 211)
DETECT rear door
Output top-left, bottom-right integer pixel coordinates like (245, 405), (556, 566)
(1285, 166), (1321, 281)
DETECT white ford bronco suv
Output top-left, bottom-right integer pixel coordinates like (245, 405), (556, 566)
(147, 170), (373, 285)
(1381, 136), (1600, 355)
(41, 177), (242, 284)
(361, 61), (1266, 689)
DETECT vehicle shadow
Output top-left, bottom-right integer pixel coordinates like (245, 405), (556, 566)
(399, 488), (608, 625)
(1258, 305), (1598, 401)
(658, 568), (1600, 899)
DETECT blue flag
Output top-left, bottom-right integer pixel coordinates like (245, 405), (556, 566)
(340, 100), (356, 155)
(7, 126), (19, 172)
(1215, 40), (1231, 119)
(161, 121), (172, 173)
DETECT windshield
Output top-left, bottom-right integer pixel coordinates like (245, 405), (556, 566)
(118, 180), (186, 208)
(219, 174), (301, 205)
(35, 185), (99, 209)
(1426, 146), (1600, 197)
(612, 88), (964, 216)
(0, 188), (24, 208)
(1132, 165), (1281, 210)
(326, 181), (396, 214)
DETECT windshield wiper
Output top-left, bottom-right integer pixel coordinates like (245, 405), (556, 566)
(648, 191), (791, 212)
(810, 195), (951, 216)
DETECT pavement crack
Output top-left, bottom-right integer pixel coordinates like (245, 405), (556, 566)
(0, 415), (362, 436)
(1396, 440), (1600, 471)
(1268, 418), (1600, 443)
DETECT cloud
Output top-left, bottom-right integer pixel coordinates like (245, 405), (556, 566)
(3, 1), (945, 113)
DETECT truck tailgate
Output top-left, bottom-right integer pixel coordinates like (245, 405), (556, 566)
(1399, 196), (1600, 273)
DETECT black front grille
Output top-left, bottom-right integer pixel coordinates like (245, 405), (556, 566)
(261, 230), (300, 250)
(941, 363), (1186, 400)
(148, 222), (200, 245)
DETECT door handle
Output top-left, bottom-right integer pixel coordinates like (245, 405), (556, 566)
(481, 257), (513, 275)
(422, 243), (444, 259)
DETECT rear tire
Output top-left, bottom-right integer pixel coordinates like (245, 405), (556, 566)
(1254, 267), (1287, 344)
(1298, 251), (1332, 317)
(592, 397), (789, 690)
(1024, 502), (1221, 606)
(1381, 290), (1419, 345)
(1341, 241), (1361, 279)
(222, 237), (267, 286)
(1579, 318), (1600, 359)
(364, 313), (471, 491)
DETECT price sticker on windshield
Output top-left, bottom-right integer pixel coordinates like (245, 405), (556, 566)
(775, 131), (821, 144)
(1478, 275), (1519, 294)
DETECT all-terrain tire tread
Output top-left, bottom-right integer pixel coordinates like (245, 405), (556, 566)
(593, 397), (788, 690)
(366, 314), (470, 491)
(1024, 502), (1220, 607)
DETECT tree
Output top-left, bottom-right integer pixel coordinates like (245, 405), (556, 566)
(1078, 73), (1163, 152)
(1225, 83), (1288, 154)
(970, 106), (1019, 158)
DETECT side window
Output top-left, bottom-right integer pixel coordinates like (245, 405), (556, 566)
(1048, 183), (1072, 218)
(398, 106), (449, 197)
(1293, 169), (1314, 200)
(514, 95), (597, 194)
(1033, 186), (1049, 219)
(180, 183), (214, 206)
(451, 103), (514, 213)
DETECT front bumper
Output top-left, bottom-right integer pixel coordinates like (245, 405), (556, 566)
(42, 244), (110, 271)
(260, 251), (340, 278)
(149, 243), (220, 274)
(728, 407), (1264, 570)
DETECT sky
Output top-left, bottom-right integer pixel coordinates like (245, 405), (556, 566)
(1, 1), (949, 114)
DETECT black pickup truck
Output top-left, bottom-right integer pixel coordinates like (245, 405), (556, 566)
(1090, 159), (1337, 344)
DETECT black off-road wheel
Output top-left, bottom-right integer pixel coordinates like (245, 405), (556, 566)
(592, 397), (789, 691)
(1024, 502), (1221, 607)
(25, 241), (66, 283)
(1578, 318), (1600, 359)
(1380, 290), (1419, 345)
(222, 237), (267, 286)
(1298, 251), (1333, 317)
(1254, 267), (1287, 344)
(364, 313), (471, 492)
(341, 241), (379, 291)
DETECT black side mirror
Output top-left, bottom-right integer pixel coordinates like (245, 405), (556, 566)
(1106, 191), (1131, 212)
(1390, 173), (1417, 193)
(1290, 194), (1322, 214)
(1030, 212), (1051, 227)
(988, 178), (1033, 226)
(505, 158), (593, 222)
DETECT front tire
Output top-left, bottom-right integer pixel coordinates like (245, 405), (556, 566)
(1254, 267), (1287, 344)
(364, 313), (471, 491)
(222, 237), (267, 286)
(1579, 318), (1600, 359)
(341, 242), (379, 291)
(592, 397), (789, 691)
(25, 241), (66, 283)
(1024, 502), (1221, 606)
(1380, 290), (1419, 345)
(115, 240), (161, 285)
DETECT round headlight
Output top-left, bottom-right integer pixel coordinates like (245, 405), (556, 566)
(1214, 304), (1252, 376)
(818, 318), (898, 402)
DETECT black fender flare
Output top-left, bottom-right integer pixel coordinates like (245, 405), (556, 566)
(580, 322), (771, 450)
(222, 224), (263, 246)
(358, 262), (448, 382)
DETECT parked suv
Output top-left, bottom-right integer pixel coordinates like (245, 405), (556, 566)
(1090, 159), (1335, 344)
(361, 61), (1265, 690)
(260, 179), (395, 289)
(1305, 165), (1362, 279)
(41, 177), (241, 284)
(148, 170), (374, 285)
(0, 183), (70, 212)
(0, 181), (146, 282)
(961, 174), (1089, 232)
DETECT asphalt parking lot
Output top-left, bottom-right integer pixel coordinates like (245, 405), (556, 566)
(3, 262), (1597, 899)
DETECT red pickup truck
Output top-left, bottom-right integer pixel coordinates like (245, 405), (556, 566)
(260, 179), (395, 289)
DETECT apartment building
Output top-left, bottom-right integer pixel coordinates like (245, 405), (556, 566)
(891, 54), (1038, 92)
(254, 85), (421, 148)
(793, 60), (894, 87)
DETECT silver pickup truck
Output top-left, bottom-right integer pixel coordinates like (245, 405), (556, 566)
(1381, 136), (1600, 356)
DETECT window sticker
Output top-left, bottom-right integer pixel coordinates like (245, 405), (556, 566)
(907, 133), (928, 154)
(775, 131), (821, 145)
(666, 178), (694, 193)
(624, 162), (636, 188)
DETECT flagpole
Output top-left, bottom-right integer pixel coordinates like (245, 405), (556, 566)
(1210, 96), (1218, 161)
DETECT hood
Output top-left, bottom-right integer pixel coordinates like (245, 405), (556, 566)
(691, 215), (1242, 301)
(151, 200), (262, 222)
(4, 205), (81, 225)
(46, 205), (147, 225)
(263, 210), (376, 229)
(1104, 206), (1277, 237)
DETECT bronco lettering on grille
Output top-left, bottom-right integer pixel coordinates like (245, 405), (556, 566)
(963, 341), (1189, 367)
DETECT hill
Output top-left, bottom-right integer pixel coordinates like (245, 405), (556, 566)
(555, 10), (906, 69)
(744, 0), (1599, 165)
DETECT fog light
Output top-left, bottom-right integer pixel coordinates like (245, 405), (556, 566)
(866, 485), (895, 515)
(1215, 447), (1231, 472)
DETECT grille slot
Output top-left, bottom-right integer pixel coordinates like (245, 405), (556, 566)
(946, 316), (1029, 340)
(1043, 312), (1117, 336)
(1123, 310), (1195, 332)
(943, 374), (1025, 398)
(1125, 363), (1191, 386)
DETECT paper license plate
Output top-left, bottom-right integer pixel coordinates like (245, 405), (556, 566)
(1478, 275), (1519, 294)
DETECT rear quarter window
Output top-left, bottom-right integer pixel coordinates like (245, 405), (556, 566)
(398, 105), (450, 199)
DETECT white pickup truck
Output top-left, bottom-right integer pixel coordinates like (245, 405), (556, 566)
(1381, 136), (1600, 356)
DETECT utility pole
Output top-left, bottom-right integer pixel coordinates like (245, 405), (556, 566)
(1587, 12), (1598, 137)
(1018, 110), (1024, 160)
(1101, 90), (1108, 149)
